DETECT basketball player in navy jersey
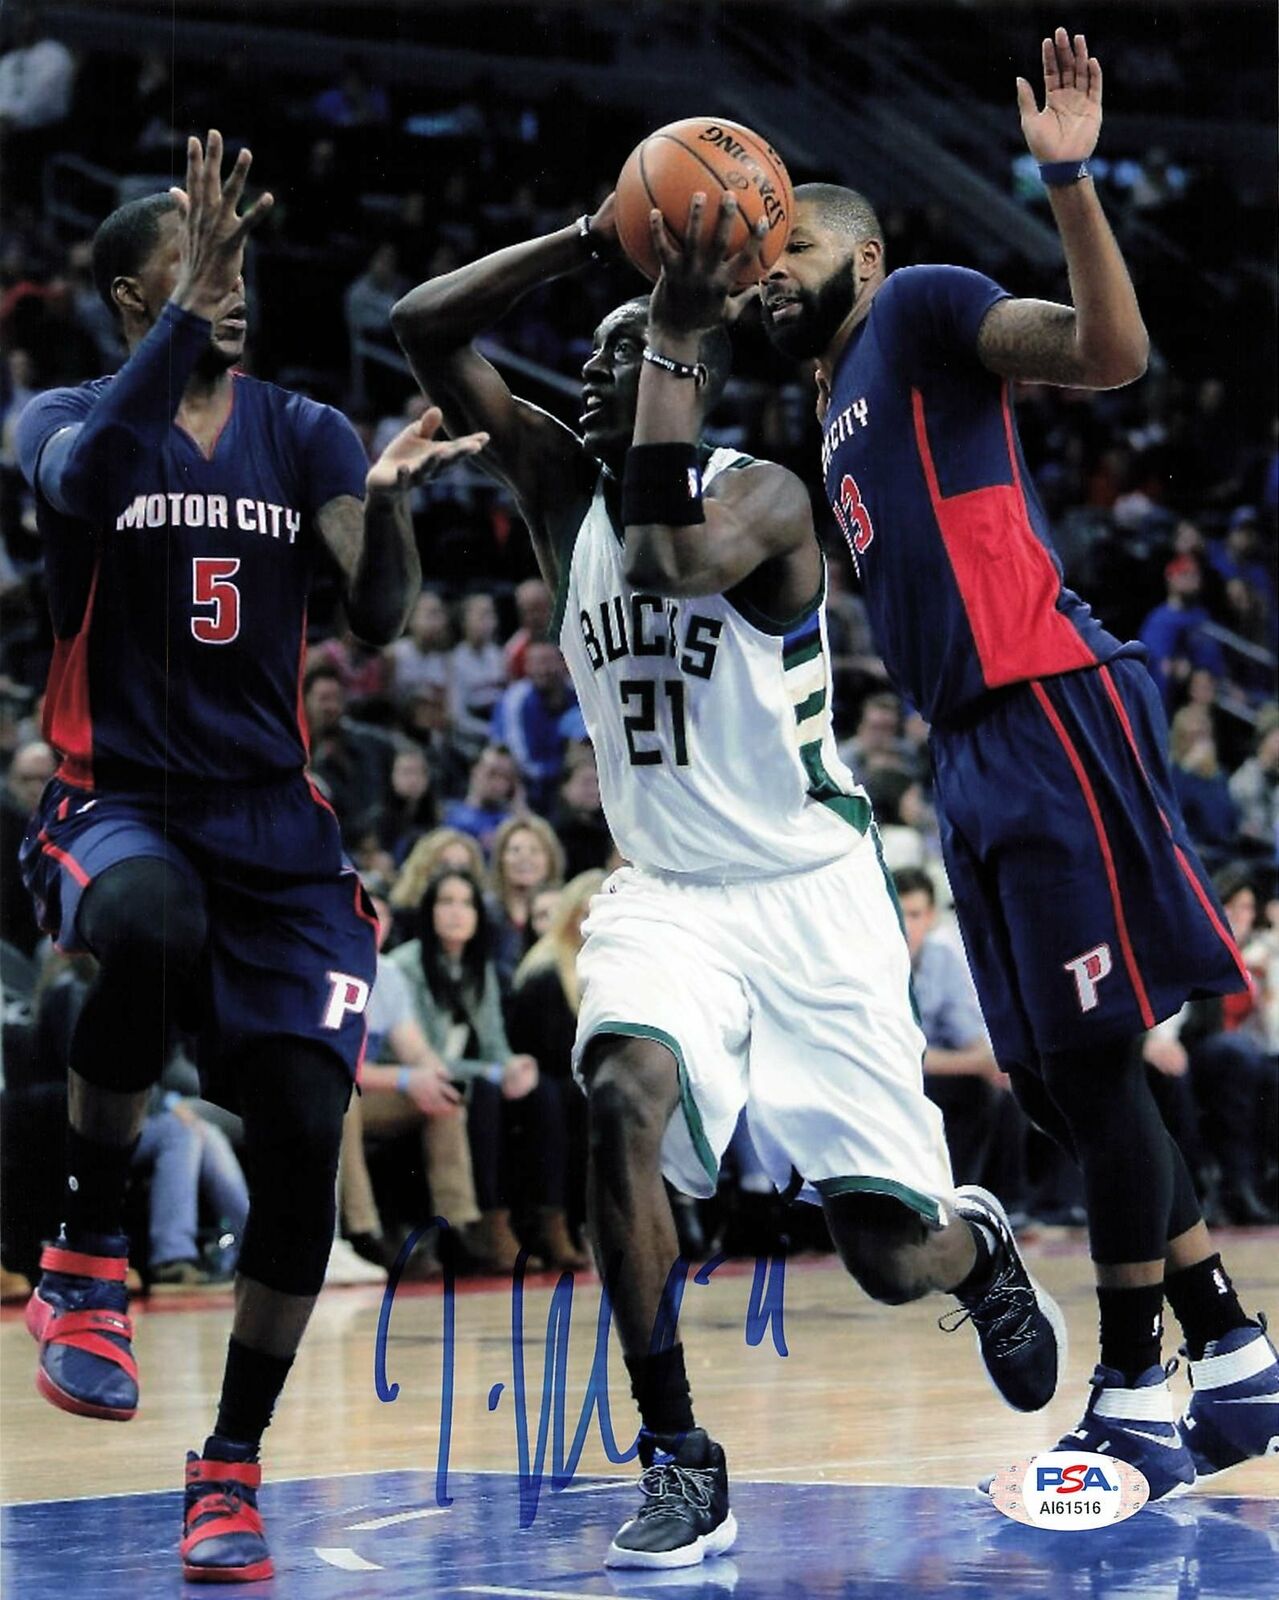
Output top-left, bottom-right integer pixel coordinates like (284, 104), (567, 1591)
(734, 27), (1276, 1496)
(15, 132), (487, 1582)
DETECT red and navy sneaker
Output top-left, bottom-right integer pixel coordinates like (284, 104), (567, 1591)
(181, 1452), (274, 1583)
(25, 1232), (138, 1421)
(1179, 1317), (1279, 1482)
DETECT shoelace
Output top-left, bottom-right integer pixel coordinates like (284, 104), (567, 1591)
(635, 1462), (717, 1521)
(189, 1481), (253, 1529)
(937, 1261), (1037, 1352)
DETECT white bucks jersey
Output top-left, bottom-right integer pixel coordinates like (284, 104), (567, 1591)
(556, 449), (872, 880)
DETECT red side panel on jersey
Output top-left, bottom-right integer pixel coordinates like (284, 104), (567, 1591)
(912, 387), (1096, 689)
(43, 559), (101, 789)
(295, 603), (311, 760)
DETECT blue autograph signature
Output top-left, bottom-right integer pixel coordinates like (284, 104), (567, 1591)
(373, 1218), (788, 1526)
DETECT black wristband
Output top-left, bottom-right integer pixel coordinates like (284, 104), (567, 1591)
(622, 443), (705, 528)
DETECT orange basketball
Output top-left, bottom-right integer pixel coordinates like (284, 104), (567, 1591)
(614, 117), (794, 287)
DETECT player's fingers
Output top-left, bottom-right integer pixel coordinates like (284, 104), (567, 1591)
(231, 191), (274, 243)
(649, 208), (679, 271)
(415, 405), (444, 442)
(1015, 76), (1037, 120)
(204, 129), (223, 207)
(1053, 27), (1073, 88)
(221, 145), (253, 214)
(1041, 36), (1058, 89)
(683, 191), (708, 260)
(1088, 56), (1102, 104)
(708, 193), (738, 262)
(183, 136), (202, 214)
(728, 216), (768, 283)
(1072, 32), (1089, 87)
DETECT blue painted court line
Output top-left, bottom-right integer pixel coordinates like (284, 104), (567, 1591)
(3, 1472), (1276, 1599)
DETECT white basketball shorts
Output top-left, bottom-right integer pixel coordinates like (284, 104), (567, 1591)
(572, 836), (955, 1224)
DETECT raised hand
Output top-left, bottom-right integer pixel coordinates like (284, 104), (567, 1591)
(1016, 27), (1102, 164)
(648, 191), (768, 338)
(168, 130), (274, 318)
(365, 405), (490, 496)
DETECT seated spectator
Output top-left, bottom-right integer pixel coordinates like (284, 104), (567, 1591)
(489, 640), (584, 813)
(1169, 705), (1239, 867)
(1228, 706), (1279, 857)
(304, 661), (396, 835)
(1177, 865), (1277, 1224)
(1, 736), (53, 956)
(380, 741), (439, 864)
(398, 678), (468, 798)
(449, 593), (507, 760)
(487, 815), (565, 994)
(1139, 555), (1227, 712)
(508, 870), (606, 1258)
(386, 589), (453, 707)
(442, 743), (523, 855)
(337, 880), (475, 1279)
(862, 768), (927, 873)
(837, 691), (921, 780)
(503, 578), (553, 681)
(388, 868), (579, 1271)
(550, 749), (612, 879)
(389, 827), (487, 948)
(1209, 507), (1273, 628)
(894, 867), (1015, 1192)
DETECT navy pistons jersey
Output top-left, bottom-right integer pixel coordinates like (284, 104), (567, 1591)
(18, 373), (367, 787)
(821, 265), (1137, 725)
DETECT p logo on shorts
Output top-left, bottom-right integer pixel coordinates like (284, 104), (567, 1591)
(322, 971), (371, 1031)
(1063, 943), (1113, 1013)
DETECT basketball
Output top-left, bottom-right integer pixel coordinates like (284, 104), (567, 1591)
(614, 117), (794, 286)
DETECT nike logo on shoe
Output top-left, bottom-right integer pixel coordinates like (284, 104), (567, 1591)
(1124, 1427), (1187, 1450)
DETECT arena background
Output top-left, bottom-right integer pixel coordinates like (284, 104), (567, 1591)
(0, 3), (1276, 1598)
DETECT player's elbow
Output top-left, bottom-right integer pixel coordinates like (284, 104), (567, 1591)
(1087, 328), (1150, 389)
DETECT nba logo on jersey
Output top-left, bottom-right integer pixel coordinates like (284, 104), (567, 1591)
(1063, 944), (1113, 1013)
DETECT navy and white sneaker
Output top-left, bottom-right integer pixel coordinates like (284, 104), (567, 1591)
(1179, 1317), (1279, 1482)
(941, 1185), (1066, 1412)
(981, 1363), (1196, 1503)
(605, 1428), (736, 1570)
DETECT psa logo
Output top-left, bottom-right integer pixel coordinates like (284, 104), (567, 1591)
(989, 1450), (1149, 1529)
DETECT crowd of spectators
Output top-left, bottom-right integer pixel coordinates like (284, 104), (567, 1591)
(0, 12), (1275, 1300)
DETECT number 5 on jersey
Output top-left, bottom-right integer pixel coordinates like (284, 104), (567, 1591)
(192, 556), (242, 645)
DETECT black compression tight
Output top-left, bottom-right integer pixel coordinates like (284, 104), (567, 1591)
(1009, 1041), (1201, 1264)
(74, 857), (208, 1093)
(234, 1039), (352, 1297)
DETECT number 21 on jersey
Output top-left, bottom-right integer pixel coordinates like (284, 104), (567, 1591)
(831, 473), (874, 573)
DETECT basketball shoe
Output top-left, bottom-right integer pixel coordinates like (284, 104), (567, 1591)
(605, 1428), (737, 1570)
(1178, 1317), (1279, 1481)
(940, 1185), (1066, 1412)
(981, 1363), (1197, 1503)
(181, 1451), (274, 1582)
(25, 1230), (138, 1420)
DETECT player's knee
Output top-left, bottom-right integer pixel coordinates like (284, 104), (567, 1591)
(586, 1040), (678, 1160)
(80, 858), (207, 975)
(824, 1194), (931, 1305)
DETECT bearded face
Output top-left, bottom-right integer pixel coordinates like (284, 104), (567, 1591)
(762, 254), (859, 361)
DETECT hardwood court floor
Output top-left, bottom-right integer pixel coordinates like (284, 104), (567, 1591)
(3, 1230), (1277, 1508)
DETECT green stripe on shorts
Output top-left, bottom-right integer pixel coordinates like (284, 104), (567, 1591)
(814, 1175), (943, 1228)
(588, 1022), (718, 1190)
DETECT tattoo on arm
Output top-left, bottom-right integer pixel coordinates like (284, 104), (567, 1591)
(977, 299), (1088, 387)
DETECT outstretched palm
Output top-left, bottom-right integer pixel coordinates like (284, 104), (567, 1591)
(366, 406), (489, 494)
(1017, 26), (1102, 164)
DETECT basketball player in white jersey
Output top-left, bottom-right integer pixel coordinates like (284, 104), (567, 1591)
(392, 192), (1063, 1571)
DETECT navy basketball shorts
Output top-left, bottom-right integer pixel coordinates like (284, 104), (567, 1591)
(931, 657), (1248, 1067)
(20, 770), (377, 1097)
